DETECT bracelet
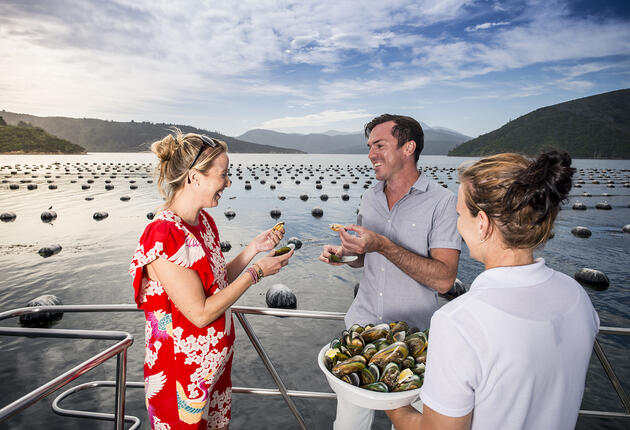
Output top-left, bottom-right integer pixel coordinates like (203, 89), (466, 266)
(246, 267), (258, 284)
(253, 263), (264, 279)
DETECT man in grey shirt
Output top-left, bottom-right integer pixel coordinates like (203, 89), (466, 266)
(320, 114), (461, 430)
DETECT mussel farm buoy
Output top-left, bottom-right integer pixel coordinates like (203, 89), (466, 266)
(572, 202), (587, 210)
(27, 184), (37, 190)
(439, 278), (467, 300)
(311, 207), (323, 217)
(623, 225), (630, 233)
(265, 284), (297, 309)
(220, 241), (232, 253)
(19, 294), (64, 328)
(270, 209), (281, 219)
(320, 194), (328, 201)
(105, 184), (114, 190)
(93, 211), (109, 220)
(120, 195), (131, 201)
(147, 212), (155, 220)
(40, 211), (57, 222)
(1, 212), (17, 222)
(341, 194), (350, 201)
(287, 237), (302, 250)
(224, 210), (236, 219)
(596, 202), (612, 210)
(574, 268), (609, 291)
(571, 226), (592, 238)
(9, 184), (19, 190)
(300, 194), (309, 201)
(38, 244), (62, 258)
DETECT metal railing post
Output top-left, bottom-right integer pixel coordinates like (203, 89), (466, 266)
(114, 350), (128, 430)
(592, 339), (630, 414)
(234, 311), (310, 430)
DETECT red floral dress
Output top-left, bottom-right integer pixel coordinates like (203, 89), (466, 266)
(130, 210), (234, 429)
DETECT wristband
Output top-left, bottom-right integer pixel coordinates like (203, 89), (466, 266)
(253, 263), (264, 279)
(247, 267), (258, 284)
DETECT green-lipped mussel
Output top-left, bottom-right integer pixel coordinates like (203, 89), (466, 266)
(324, 321), (428, 393)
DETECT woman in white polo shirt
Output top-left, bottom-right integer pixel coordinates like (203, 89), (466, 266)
(386, 151), (599, 430)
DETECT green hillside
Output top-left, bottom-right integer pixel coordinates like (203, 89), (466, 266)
(449, 89), (630, 158)
(0, 119), (85, 154)
(0, 111), (302, 153)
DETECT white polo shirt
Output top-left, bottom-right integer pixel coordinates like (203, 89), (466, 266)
(420, 258), (599, 430)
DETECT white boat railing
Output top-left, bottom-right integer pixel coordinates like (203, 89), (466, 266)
(0, 304), (629, 429)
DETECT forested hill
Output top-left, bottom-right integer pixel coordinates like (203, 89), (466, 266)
(0, 118), (85, 154)
(449, 89), (630, 159)
(0, 111), (303, 153)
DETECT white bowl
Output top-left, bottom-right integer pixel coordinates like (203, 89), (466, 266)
(317, 344), (421, 410)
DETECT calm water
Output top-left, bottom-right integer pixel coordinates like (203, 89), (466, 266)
(0, 153), (628, 430)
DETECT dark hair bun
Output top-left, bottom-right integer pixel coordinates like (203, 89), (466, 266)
(503, 150), (575, 223)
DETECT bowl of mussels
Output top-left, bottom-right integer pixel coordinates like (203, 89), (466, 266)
(318, 321), (428, 410)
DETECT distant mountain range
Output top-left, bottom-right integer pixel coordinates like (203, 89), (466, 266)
(449, 89), (630, 159)
(0, 111), (303, 153)
(238, 124), (471, 155)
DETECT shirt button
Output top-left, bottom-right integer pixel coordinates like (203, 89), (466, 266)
(387, 219), (391, 223)
(412, 223), (416, 227)
(378, 316), (382, 320)
(379, 293), (383, 296)
(381, 267), (385, 272)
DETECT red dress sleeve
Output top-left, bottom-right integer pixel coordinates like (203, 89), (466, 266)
(129, 217), (210, 308)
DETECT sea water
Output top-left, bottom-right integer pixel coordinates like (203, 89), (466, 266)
(0, 153), (628, 429)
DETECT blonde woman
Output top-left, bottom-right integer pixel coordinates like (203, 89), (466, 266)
(130, 131), (293, 429)
(387, 151), (599, 430)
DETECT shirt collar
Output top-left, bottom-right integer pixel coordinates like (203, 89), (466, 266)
(375, 170), (428, 194)
(470, 258), (553, 290)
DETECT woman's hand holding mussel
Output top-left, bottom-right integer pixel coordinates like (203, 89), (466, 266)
(251, 222), (285, 253)
(255, 248), (294, 277)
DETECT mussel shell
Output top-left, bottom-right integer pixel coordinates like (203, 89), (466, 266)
(345, 331), (365, 355)
(390, 321), (409, 333)
(407, 337), (427, 360)
(415, 350), (427, 365)
(393, 374), (422, 392)
(360, 382), (389, 392)
(368, 363), (380, 382)
(361, 323), (391, 343)
(349, 324), (364, 334)
(412, 362), (426, 376)
(330, 338), (342, 349)
(361, 343), (378, 361)
(373, 338), (390, 351)
(360, 366), (377, 385)
(401, 356), (415, 369)
(328, 254), (342, 263)
(274, 245), (292, 256)
(331, 354), (367, 377)
(324, 355), (333, 371)
(341, 372), (361, 386)
(369, 341), (409, 368)
(332, 359), (366, 378)
(392, 331), (406, 343)
(380, 362), (401, 391)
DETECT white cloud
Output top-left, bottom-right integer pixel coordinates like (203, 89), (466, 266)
(260, 109), (372, 129)
(466, 21), (510, 31)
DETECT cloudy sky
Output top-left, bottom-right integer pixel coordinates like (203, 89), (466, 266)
(1, 0), (629, 138)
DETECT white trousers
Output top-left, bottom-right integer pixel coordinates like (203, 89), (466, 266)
(333, 397), (423, 430)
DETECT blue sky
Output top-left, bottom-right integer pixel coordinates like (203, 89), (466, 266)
(1, 0), (629, 138)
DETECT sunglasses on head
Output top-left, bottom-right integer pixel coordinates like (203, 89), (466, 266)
(187, 135), (219, 183)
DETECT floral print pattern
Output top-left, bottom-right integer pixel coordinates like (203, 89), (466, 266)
(130, 210), (234, 429)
